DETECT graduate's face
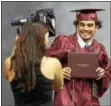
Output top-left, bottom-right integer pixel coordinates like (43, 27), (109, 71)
(77, 20), (98, 41)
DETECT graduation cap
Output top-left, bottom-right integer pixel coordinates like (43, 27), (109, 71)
(70, 9), (105, 20)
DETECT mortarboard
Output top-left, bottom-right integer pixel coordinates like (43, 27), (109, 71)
(70, 9), (105, 20)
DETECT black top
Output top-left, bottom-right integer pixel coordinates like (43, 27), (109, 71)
(10, 70), (53, 106)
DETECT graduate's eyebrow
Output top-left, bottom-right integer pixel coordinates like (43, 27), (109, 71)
(87, 23), (94, 27)
(79, 22), (85, 26)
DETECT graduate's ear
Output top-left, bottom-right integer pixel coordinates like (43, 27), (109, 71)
(76, 25), (79, 33)
(95, 26), (99, 32)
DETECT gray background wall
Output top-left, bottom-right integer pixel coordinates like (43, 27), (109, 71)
(2, 1), (110, 106)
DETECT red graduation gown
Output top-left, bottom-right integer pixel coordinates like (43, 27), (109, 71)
(48, 34), (111, 106)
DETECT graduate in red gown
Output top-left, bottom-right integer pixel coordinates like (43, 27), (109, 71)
(48, 9), (111, 106)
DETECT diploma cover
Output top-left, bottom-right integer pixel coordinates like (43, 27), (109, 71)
(68, 52), (98, 78)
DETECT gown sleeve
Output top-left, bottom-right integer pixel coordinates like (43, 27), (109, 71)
(47, 35), (70, 61)
(97, 45), (111, 97)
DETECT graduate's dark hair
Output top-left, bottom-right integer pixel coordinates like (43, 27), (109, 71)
(73, 20), (102, 29)
(10, 21), (48, 92)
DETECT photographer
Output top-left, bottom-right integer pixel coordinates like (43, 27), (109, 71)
(3, 9), (63, 106)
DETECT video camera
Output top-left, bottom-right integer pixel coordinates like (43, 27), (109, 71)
(10, 8), (56, 36)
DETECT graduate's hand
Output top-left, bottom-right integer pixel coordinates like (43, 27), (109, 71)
(96, 67), (105, 80)
(62, 67), (71, 80)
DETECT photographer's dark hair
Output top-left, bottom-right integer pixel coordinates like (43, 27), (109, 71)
(73, 20), (102, 29)
(10, 21), (48, 92)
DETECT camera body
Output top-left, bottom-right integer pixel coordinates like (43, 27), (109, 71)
(10, 8), (56, 36)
